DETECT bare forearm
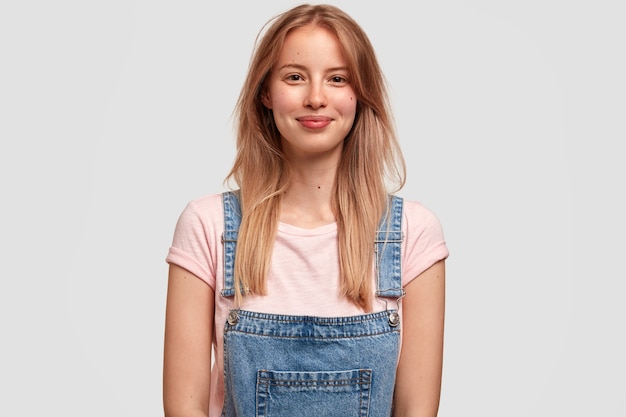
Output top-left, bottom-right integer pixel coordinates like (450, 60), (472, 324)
(163, 265), (214, 417)
(393, 408), (439, 417)
(393, 261), (445, 417)
(164, 408), (209, 417)
(393, 408), (438, 417)
(393, 377), (442, 417)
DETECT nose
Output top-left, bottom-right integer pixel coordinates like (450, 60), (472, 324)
(304, 82), (327, 109)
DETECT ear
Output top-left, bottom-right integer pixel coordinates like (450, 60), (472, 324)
(261, 88), (272, 109)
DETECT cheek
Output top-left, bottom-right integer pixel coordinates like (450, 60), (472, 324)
(338, 93), (358, 116)
(270, 92), (295, 112)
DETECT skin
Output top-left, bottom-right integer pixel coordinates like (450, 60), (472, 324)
(163, 24), (445, 417)
(394, 260), (446, 417)
(163, 264), (213, 417)
(262, 25), (357, 228)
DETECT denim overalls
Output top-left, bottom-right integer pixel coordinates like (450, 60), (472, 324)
(220, 191), (405, 417)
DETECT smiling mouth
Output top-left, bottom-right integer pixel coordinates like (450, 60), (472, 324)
(297, 116), (332, 129)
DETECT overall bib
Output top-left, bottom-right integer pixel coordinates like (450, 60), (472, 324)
(220, 191), (405, 417)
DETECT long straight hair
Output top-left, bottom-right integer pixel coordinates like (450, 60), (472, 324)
(226, 4), (405, 310)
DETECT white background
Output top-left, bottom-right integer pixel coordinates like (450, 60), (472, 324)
(1, 0), (624, 416)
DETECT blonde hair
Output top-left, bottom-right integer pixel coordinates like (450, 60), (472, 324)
(226, 4), (406, 310)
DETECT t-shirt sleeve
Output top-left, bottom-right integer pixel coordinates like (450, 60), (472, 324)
(402, 200), (449, 287)
(165, 194), (222, 290)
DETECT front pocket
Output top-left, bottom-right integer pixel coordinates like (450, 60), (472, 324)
(256, 369), (372, 417)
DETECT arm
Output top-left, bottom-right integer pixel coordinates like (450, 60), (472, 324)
(393, 260), (446, 417)
(163, 264), (214, 417)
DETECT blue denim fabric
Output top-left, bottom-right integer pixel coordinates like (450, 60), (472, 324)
(375, 195), (404, 299)
(220, 191), (404, 417)
(221, 190), (242, 297)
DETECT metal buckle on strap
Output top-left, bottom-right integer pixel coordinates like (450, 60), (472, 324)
(227, 310), (239, 325)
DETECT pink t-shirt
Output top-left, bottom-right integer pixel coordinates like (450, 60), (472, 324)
(166, 193), (449, 416)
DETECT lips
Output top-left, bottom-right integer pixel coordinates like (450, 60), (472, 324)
(296, 116), (332, 129)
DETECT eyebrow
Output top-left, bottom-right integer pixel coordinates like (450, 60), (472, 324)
(278, 63), (349, 73)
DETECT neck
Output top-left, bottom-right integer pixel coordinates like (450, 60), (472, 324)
(280, 158), (338, 228)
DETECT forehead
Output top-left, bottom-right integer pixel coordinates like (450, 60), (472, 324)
(276, 25), (347, 66)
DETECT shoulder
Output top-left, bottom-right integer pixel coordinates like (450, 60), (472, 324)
(401, 199), (445, 236)
(167, 193), (226, 289)
(185, 193), (224, 213)
(182, 193), (224, 217)
(399, 198), (449, 284)
(173, 193), (225, 237)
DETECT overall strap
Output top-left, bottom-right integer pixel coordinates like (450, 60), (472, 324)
(375, 195), (405, 299)
(221, 190), (241, 297)
(220, 191), (405, 298)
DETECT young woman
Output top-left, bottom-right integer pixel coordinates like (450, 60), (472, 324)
(163, 4), (448, 417)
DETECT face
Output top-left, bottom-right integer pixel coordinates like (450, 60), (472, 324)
(262, 25), (357, 161)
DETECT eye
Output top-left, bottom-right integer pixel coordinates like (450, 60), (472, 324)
(329, 75), (348, 84)
(286, 74), (304, 82)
